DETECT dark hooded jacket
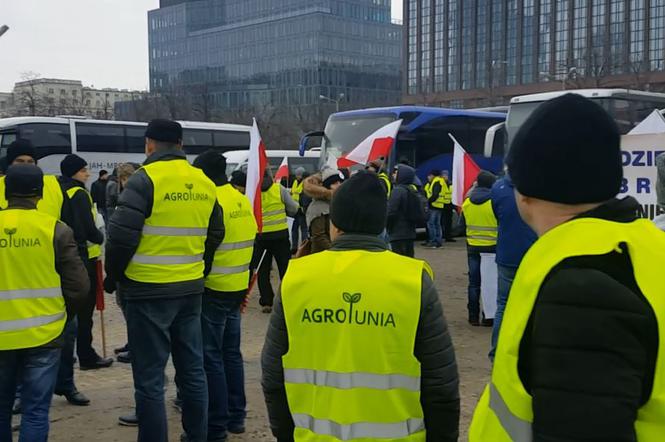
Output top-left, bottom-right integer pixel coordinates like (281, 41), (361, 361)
(105, 149), (225, 300)
(58, 176), (104, 260)
(387, 164), (418, 241)
(261, 234), (460, 442)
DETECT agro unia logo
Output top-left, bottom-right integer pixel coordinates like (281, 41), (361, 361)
(0, 227), (42, 249)
(301, 292), (396, 328)
(163, 183), (210, 202)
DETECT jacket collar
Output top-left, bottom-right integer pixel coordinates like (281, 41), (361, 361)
(575, 197), (639, 223)
(330, 234), (388, 252)
(6, 198), (38, 210)
(144, 149), (187, 166)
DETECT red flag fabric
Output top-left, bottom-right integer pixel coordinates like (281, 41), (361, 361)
(95, 260), (105, 311)
(451, 134), (481, 207)
(337, 120), (403, 168)
(246, 119), (268, 233)
(273, 156), (289, 183)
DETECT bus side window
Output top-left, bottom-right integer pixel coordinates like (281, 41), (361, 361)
(183, 129), (213, 155)
(18, 123), (72, 158)
(76, 124), (124, 153)
(126, 127), (147, 153)
(213, 130), (250, 152)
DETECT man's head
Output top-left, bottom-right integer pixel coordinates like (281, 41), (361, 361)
(5, 164), (43, 202)
(365, 159), (384, 174)
(7, 139), (37, 166)
(321, 167), (345, 191)
(330, 170), (387, 241)
(99, 170), (109, 181)
(428, 169), (441, 183)
(144, 119), (183, 156)
(230, 170), (247, 193)
(60, 154), (90, 184)
(117, 163), (136, 188)
(657, 153), (665, 209)
(507, 93), (622, 234)
(193, 150), (228, 185)
(295, 167), (306, 180)
(476, 170), (497, 189)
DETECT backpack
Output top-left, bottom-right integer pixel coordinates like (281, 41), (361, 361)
(406, 187), (429, 224)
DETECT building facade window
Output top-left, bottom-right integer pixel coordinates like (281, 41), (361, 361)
(447, 0), (459, 90)
(421, 0), (432, 93)
(408, 0), (419, 94)
(630, 0), (645, 67)
(476, 0), (488, 88)
(591, 0), (606, 72)
(506, 0), (518, 86)
(434, 0), (446, 92)
(650, 0), (665, 70)
(573, 0), (587, 75)
(555, 0), (570, 72)
(461, 0), (474, 90)
(491, 0), (505, 87)
(539, 0), (553, 77)
(522, 0), (536, 84)
(610, 0), (625, 74)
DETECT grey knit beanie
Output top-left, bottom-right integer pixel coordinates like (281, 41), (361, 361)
(657, 153), (665, 207)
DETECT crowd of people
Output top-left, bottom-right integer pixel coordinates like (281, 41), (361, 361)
(0, 93), (664, 442)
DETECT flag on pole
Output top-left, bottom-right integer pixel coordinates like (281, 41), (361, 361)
(450, 133), (481, 207)
(246, 118), (269, 232)
(337, 120), (403, 168)
(273, 156), (289, 183)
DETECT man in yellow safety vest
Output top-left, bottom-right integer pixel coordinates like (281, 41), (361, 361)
(193, 150), (257, 439)
(262, 170), (461, 442)
(0, 164), (88, 441)
(461, 171), (497, 326)
(470, 94), (665, 441)
(290, 167), (308, 253)
(424, 169), (447, 248)
(105, 119), (225, 442)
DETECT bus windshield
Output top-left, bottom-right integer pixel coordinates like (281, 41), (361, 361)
(323, 114), (397, 158)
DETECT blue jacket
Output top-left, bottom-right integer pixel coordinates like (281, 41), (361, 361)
(490, 177), (537, 268)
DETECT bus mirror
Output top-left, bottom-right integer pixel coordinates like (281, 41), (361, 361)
(484, 122), (505, 158)
(299, 131), (324, 156)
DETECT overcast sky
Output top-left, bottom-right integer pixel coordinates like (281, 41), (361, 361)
(0, 0), (404, 92)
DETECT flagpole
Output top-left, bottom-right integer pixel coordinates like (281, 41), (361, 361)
(242, 249), (268, 313)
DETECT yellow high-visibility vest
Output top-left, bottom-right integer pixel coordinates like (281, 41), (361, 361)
(470, 218), (665, 441)
(0, 209), (66, 350)
(462, 198), (497, 247)
(442, 180), (453, 204)
(378, 172), (392, 198)
(261, 184), (288, 233)
(431, 177), (448, 209)
(291, 180), (304, 205)
(206, 184), (257, 293)
(125, 159), (216, 284)
(66, 186), (101, 260)
(281, 249), (433, 442)
(424, 182), (433, 200)
(0, 175), (64, 219)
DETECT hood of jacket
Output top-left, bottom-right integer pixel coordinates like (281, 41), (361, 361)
(468, 186), (492, 204)
(395, 164), (416, 186)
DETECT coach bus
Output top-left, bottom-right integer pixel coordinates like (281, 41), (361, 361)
(0, 117), (251, 176)
(300, 106), (506, 182)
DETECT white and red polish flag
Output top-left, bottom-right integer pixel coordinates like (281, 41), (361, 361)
(337, 119), (403, 169)
(273, 156), (289, 183)
(246, 118), (269, 232)
(450, 133), (481, 207)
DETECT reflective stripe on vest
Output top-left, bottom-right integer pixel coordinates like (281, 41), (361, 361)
(0, 175), (64, 219)
(462, 198), (497, 247)
(206, 184), (257, 292)
(66, 186), (101, 259)
(292, 414), (425, 441)
(261, 184), (288, 233)
(281, 249), (427, 442)
(125, 159), (216, 284)
(0, 209), (66, 350)
(469, 218), (665, 441)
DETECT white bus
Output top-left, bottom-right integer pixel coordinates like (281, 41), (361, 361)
(485, 89), (665, 156)
(224, 149), (321, 179)
(0, 117), (251, 176)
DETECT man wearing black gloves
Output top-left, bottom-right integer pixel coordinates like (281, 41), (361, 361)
(470, 94), (665, 441)
(58, 154), (111, 372)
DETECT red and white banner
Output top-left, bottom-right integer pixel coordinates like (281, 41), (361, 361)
(451, 134), (481, 207)
(273, 156), (289, 183)
(337, 119), (403, 169)
(246, 118), (269, 232)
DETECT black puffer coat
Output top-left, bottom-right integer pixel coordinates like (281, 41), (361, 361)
(387, 164), (419, 241)
(261, 234), (460, 442)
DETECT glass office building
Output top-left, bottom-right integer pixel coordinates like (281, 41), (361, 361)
(404, 0), (665, 107)
(148, 0), (402, 110)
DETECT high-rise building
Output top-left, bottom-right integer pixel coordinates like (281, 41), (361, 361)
(403, 0), (665, 108)
(148, 0), (402, 110)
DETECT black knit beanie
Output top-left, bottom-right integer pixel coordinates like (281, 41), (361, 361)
(477, 171), (497, 189)
(331, 170), (386, 235)
(60, 154), (88, 178)
(193, 150), (228, 185)
(6, 139), (37, 165)
(507, 93), (622, 204)
(5, 164), (44, 198)
(230, 171), (247, 188)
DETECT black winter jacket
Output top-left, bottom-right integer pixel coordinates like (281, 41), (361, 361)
(59, 176), (104, 260)
(105, 149), (225, 300)
(261, 234), (460, 442)
(518, 197), (658, 442)
(387, 164), (418, 241)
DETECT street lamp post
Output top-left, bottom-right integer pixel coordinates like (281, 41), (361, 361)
(319, 93), (345, 112)
(0, 25), (9, 38)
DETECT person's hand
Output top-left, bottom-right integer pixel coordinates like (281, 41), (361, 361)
(103, 276), (117, 294)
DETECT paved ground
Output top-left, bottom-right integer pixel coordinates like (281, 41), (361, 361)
(22, 242), (491, 441)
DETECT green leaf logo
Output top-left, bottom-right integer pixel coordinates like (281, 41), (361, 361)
(351, 293), (361, 303)
(4, 228), (16, 235)
(342, 292), (362, 324)
(343, 292), (352, 303)
(185, 183), (194, 190)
